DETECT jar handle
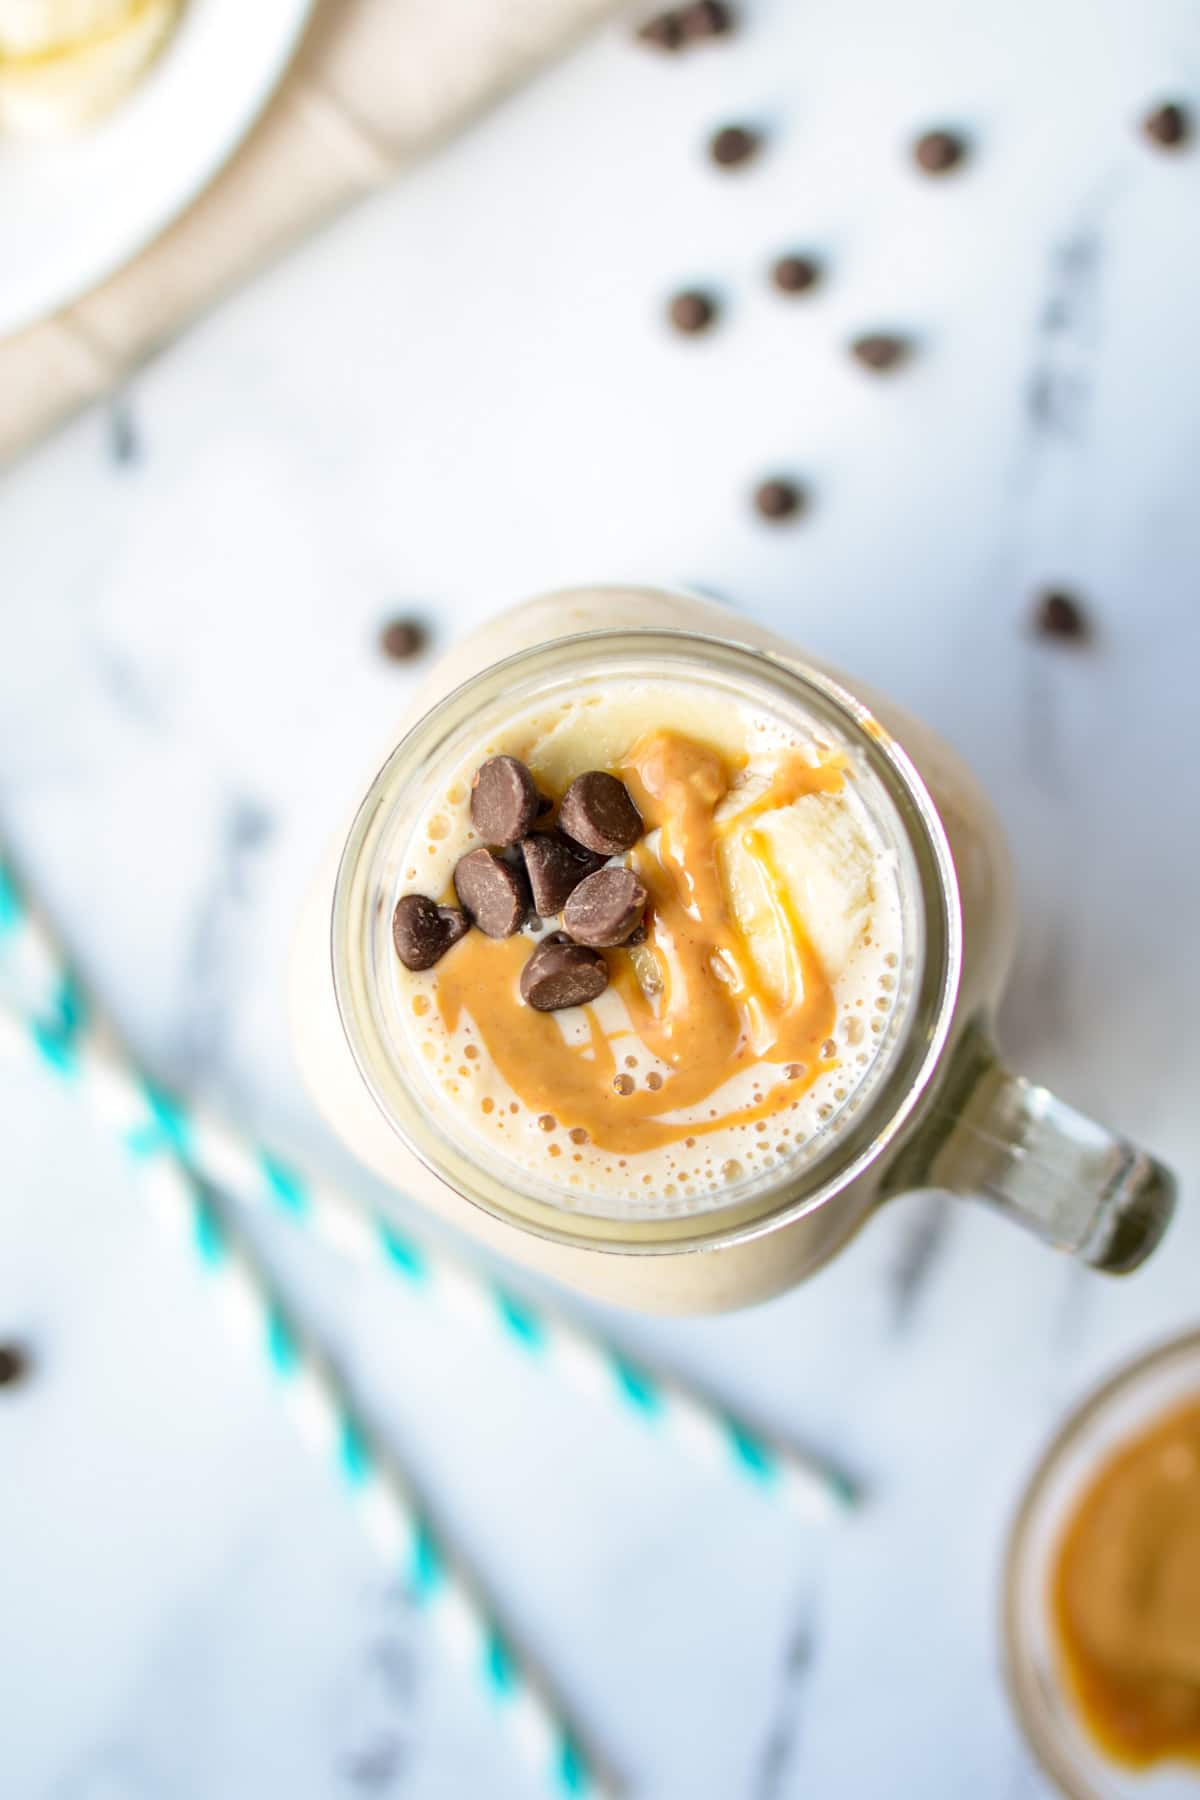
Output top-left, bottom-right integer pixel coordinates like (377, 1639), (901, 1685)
(887, 1026), (1176, 1273)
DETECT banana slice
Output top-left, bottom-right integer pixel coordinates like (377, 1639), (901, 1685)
(719, 785), (878, 1000)
(527, 689), (748, 797)
(0, 0), (140, 57)
(0, 0), (181, 134)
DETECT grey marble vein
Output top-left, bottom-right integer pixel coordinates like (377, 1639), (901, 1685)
(87, 637), (165, 731)
(106, 398), (143, 470)
(50, 1745), (160, 1800)
(169, 794), (274, 1088)
(1023, 216), (1107, 449)
(334, 1583), (424, 1798)
(888, 1194), (954, 1333)
(753, 1586), (820, 1800)
(998, 908), (1073, 1067)
(1018, 654), (1066, 796)
(1049, 1262), (1095, 1368)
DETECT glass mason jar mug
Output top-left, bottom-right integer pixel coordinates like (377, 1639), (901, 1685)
(289, 587), (1175, 1313)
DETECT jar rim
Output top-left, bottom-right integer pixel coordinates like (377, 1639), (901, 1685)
(331, 623), (963, 1256)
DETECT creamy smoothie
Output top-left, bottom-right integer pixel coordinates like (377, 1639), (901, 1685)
(384, 671), (910, 1222)
(292, 586), (1172, 1312)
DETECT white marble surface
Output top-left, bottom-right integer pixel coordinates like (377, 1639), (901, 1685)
(2, 2), (1200, 1795)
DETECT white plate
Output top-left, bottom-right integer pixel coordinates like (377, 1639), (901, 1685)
(0, 0), (313, 339)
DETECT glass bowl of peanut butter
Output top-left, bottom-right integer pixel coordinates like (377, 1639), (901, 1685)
(1005, 1331), (1200, 1797)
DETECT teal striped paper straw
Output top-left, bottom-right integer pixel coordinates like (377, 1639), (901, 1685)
(0, 1000), (619, 1799)
(0, 857), (85, 1035)
(0, 848), (857, 1519)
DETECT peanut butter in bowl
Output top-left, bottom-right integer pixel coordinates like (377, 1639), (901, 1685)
(1052, 1396), (1200, 1771)
(1005, 1333), (1200, 1800)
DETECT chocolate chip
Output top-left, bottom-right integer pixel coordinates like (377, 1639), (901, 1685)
(392, 895), (470, 970)
(753, 477), (806, 523)
(0, 1342), (31, 1388)
(563, 867), (648, 947)
(379, 617), (428, 662)
(521, 830), (606, 916)
(771, 253), (821, 295)
(636, 11), (684, 51)
(470, 755), (541, 847)
(520, 938), (609, 1012)
(850, 333), (912, 372)
(709, 124), (762, 168)
(668, 290), (718, 334)
(1032, 589), (1091, 643)
(681, 0), (734, 38)
(536, 793), (554, 816)
(1142, 102), (1190, 149)
(454, 848), (530, 937)
(913, 129), (967, 175)
(559, 772), (643, 857)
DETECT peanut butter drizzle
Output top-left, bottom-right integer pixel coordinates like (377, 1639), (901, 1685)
(434, 731), (844, 1156)
(1051, 1395), (1200, 1768)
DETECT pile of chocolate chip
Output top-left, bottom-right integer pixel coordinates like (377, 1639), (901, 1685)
(392, 756), (650, 1012)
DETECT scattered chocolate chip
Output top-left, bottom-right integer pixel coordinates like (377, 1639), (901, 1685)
(912, 128), (968, 175)
(563, 867), (649, 947)
(379, 617), (428, 662)
(470, 755), (541, 847)
(520, 937), (609, 1012)
(559, 772), (643, 857)
(770, 253), (821, 295)
(636, 11), (684, 51)
(753, 477), (806, 523)
(850, 332), (912, 373)
(1142, 101), (1190, 149)
(627, 919), (648, 946)
(668, 289), (719, 334)
(709, 124), (762, 169)
(392, 895), (470, 970)
(454, 848), (530, 937)
(1032, 589), (1091, 644)
(681, 0), (734, 38)
(536, 793), (555, 816)
(521, 830), (606, 916)
(0, 1342), (31, 1388)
